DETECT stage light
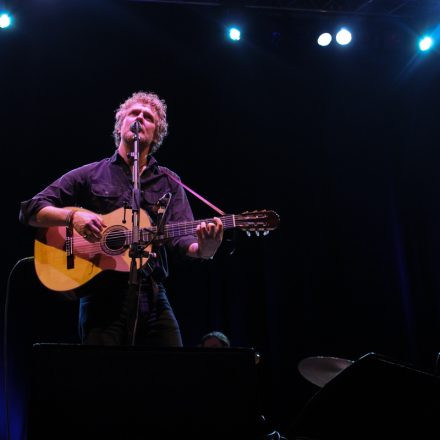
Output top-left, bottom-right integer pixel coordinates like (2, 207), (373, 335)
(336, 28), (352, 46)
(0, 12), (12, 29)
(228, 27), (241, 42)
(317, 33), (332, 47)
(419, 36), (433, 52)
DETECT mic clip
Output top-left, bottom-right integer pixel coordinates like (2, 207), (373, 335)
(156, 192), (171, 215)
(154, 193), (172, 236)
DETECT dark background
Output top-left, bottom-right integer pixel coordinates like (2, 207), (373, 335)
(2, 0), (440, 438)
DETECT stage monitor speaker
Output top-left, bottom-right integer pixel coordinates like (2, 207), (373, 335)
(29, 343), (258, 440)
(288, 352), (440, 439)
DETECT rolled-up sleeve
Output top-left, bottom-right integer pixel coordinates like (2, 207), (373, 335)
(19, 165), (90, 225)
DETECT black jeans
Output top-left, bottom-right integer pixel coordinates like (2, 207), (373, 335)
(78, 273), (182, 347)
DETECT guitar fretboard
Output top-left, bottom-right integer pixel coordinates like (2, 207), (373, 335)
(142, 214), (236, 241)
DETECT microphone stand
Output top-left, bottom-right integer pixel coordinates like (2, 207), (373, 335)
(127, 120), (148, 345)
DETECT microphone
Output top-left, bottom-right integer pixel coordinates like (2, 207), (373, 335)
(157, 192), (172, 206)
(130, 121), (141, 134)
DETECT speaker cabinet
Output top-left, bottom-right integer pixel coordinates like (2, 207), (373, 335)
(289, 352), (440, 439)
(29, 344), (258, 440)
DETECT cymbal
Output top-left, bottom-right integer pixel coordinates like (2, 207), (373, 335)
(298, 356), (354, 388)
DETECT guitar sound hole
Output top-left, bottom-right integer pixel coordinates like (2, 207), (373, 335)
(102, 226), (128, 255)
(106, 234), (126, 250)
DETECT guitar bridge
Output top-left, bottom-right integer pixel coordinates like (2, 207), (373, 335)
(66, 232), (74, 270)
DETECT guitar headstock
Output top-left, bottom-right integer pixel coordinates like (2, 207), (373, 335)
(235, 210), (280, 236)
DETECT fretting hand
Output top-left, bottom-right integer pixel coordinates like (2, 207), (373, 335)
(195, 217), (223, 259)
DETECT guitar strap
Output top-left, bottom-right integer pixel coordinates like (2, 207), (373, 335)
(163, 169), (226, 216)
(163, 169), (236, 256)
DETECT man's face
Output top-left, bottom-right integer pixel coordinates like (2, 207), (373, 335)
(119, 102), (157, 148)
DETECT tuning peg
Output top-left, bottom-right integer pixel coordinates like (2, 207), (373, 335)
(255, 231), (260, 237)
(263, 231), (269, 236)
(246, 231), (251, 237)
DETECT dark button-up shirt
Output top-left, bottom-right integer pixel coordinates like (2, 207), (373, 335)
(19, 151), (198, 281)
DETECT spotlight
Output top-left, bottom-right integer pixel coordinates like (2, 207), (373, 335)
(336, 28), (352, 46)
(0, 12), (12, 29)
(228, 27), (241, 42)
(317, 33), (332, 47)
(419, 36), (433, 52)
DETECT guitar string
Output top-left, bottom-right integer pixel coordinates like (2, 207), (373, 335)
(72, 215), (235, 241)
(68, 217), (237, 245)
(67, 216), (240, 252)
(68, 221), (238, 251)
(70, 216), (238, 241)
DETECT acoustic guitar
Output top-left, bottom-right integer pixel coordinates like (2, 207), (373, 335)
(34, 207), (280, 292)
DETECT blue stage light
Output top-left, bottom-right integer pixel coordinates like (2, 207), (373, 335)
(228, 27), (241, 42)
(336, 28), (352, 46)
(0, 12), (12, 29)
(419, 36), (434, 52)
(317, 33), (332, 47)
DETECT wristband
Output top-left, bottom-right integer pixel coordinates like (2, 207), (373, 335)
(65, 209), (77, 229)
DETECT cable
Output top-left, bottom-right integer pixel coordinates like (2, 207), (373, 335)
(3, 256), (34, 440)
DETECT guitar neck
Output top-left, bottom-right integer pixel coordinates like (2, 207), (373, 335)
(142, 214), (235, 241)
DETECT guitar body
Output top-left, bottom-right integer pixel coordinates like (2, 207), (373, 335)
(34, 207), (153, 292)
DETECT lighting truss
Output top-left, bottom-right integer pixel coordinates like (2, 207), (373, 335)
(128, 0), (440, 18)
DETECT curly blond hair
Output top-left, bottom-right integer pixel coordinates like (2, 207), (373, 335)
(113, 91), (168, 154)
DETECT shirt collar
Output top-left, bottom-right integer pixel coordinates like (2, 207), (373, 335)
(110, 150), (159, 173)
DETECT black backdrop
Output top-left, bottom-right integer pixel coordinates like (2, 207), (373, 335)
(2, 0), (440, 438)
